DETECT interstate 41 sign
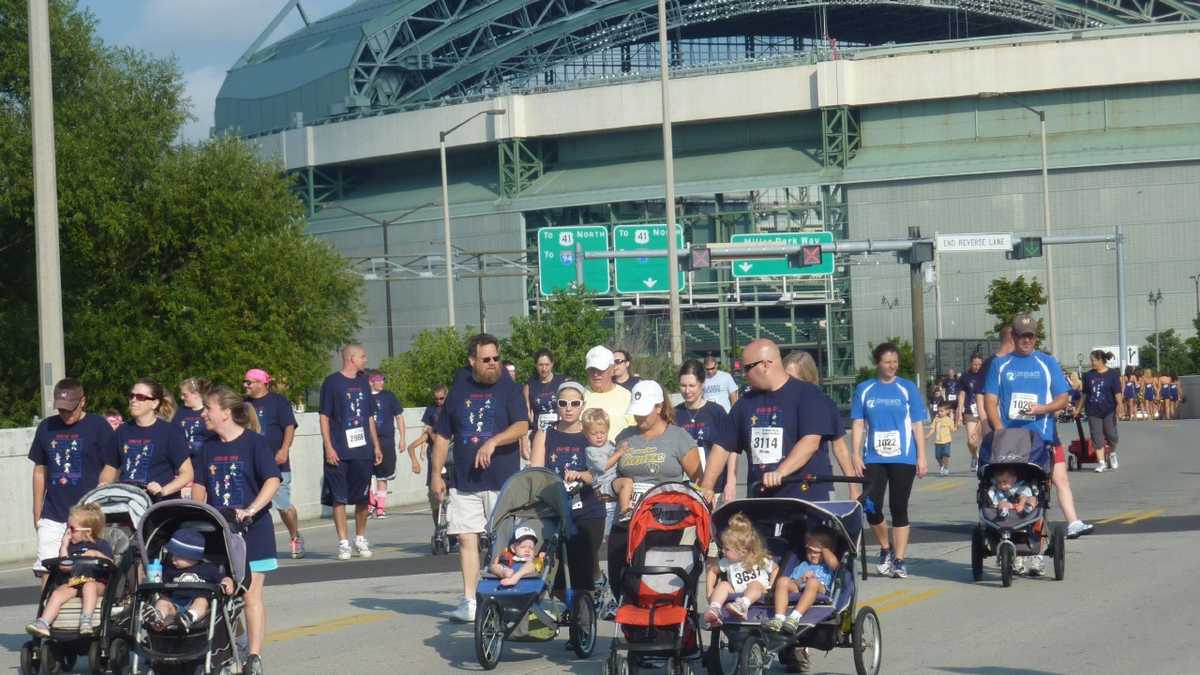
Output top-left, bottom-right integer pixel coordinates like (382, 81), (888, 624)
(537, 226), (610, 295)
(730, 231), (835, 278)
(614, 224), (687, 294)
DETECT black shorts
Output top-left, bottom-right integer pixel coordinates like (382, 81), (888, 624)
(321, 459), (373, 506)
(373, 435), (397, 479)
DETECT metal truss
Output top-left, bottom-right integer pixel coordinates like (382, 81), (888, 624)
(347, 247), (531, 281)
(347, 0), (1200, 106)
(821, 106), (861, 171)
(498, 137), (552, 198)
(290, 166), (350, 216)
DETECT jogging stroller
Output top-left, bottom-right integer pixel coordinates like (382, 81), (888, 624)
(971, 428), (1066, 587)
(20, 483), (151, 675)
(602, 482), (712, 675)
(473, 467), (598, 670)
(705, 486), (881, 675)
(130, 500), (249, 675)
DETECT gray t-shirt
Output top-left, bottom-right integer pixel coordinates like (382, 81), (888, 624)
(615, 424), (698, 484)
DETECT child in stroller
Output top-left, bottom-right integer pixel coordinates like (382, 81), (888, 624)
(488, 526), (546, 587)
(26, 504), (113, 638)
(987, 467), (1038, 519)
(703, 513), (777, 628)
(144, 528), (236, 631)
(765, 527), (840, 634)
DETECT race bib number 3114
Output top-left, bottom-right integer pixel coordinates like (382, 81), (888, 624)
(750, 427), (784, 464)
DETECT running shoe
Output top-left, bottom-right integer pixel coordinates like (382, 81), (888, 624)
(175, 611), (194, 632)
(79, 615), (94, 635)
(891, 559), (908, 579)
(290, 536), (305, 559)
(336, 540), (352, 560)
(1066, 520), (1095, 539)
(781, 615), (803, 634)
(449, 597), (476, 622)
(1012, 556), (1027, 576)
(602, 595), (619, 621)
(375, 509), (390, 519)
(763, 617), (785, 632)
(243, 654), (264, 675)
(1027, 555), (1046, 577)
(726, 597), (750, 620)
(1108, 452), (1119, 470)
(25, 619), (50, 638)
(876, 549), (893, 576)
(970, 459), (978, 472)
(1094, 462), (1106, 473)
(939, 466), (949, 476)
(703, 606), (723, 628)
(354, 536), (373, 558)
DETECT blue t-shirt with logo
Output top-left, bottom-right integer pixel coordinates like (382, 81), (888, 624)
(175, 407), (215, 464)
(319, 371), (375, 461)
(371, 390), (404, 440)
(107, 419), (191, 493)
(28, 414), (117, 523)
(544, 428), (604, 521)
(249, 392), (297, 471)
(198, 430), (280, 563)
(435, 373), (529, 492)
(675, 401), (729, 492)
(717, 378), (840, 500)
(526, 375), (566, 431)
(851, 378), (928, 465)
(983, 351), (1069, 443)
(1082, 368), (1122, 418)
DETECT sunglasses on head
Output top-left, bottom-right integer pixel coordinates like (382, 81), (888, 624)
(556, 399), (583, 409)
(128, 392), (157, 402)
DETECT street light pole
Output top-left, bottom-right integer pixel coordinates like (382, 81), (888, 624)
(656, 0), (683, 366)
(439, 108), (505, 329)
(1148, 289), (1163, 370)
(1189, 273), (1200, 318)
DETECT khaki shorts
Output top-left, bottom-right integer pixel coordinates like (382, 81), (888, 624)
(33, 519), (67, 573)
(446, 488), (499, 536)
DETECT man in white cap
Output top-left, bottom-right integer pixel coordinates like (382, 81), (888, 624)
(583, 346), (634, 442)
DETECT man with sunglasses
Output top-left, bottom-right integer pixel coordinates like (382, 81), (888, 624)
(28, 379), (119, 578)
(699, 339), (842, 504)
(702, 355), (739, 412)
(612, 349), (641, 391)
(432, 334), (530, 622)
(244, 368), (302, 558)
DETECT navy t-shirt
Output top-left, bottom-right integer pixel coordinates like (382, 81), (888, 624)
(942, 377), (961, 403)
(165, 560), (222, 601)
(543, 428), (604, 521)
(28, 413), (116, 523)
(718, 378), (839, 500)
(319, 371), (374, 461)
(175, 407), (215, 464)
(435, 372), (529, 492)
(527, 375), (566, 431)
(198, 430), (281, 563)
(107, 419), (191, 493)
(617, 376), (642, 392)
(957, 370), (984, 416)
(675, 401), (730, 493)
(68, 539), (114, 559)
(421, 404), (443, 486)
(249, 393), (297, 471)
(371, 390), (404, 440)
(1083, 369), (1122, 417)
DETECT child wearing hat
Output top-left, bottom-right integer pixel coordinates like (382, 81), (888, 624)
(488, 526), (544, 587)
(146, 528), (235, 631)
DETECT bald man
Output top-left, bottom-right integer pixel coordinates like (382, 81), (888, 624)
(700, 339), (843, 502)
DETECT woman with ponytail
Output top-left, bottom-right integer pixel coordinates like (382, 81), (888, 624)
(100, 378), (192, 499)
(1082, 350), (1123, 472)
(193, 385), (278, 674)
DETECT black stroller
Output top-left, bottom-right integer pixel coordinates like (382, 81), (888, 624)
(20, 483), (151, 675)
(971, 428), (1067, 587)
(130, 500), (249, 675)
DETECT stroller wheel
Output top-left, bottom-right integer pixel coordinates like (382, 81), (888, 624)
(58, 652), (76, 672)
(999, 545), (1015, 588)
(108, 638), (129, 675)
(738, 637), (769, 675)
(20, 641), (37, 675)
(970, 527), (985, 582)
(1052, 524), (1067, 581)
(603, 650), (628, 675)
(474, 599), (505, 670)
(87, 640), (103, 675)
(569, 592), (597, 658)
(852, 606), (882, 675)
(668, 656), (692, 675)
(39, 641), (61, 675)
(704, 630), (738, 675)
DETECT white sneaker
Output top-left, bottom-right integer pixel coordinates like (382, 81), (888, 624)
(940, 466), (949, 476)
(1108, 453), (1119, 470)
(1066, 520), (1094, 539)
(449, 597), (476, 622)
(1013, 556), (1027, 575)
(1094, 462), (1106, 473)
(1027, 555), (1045, 577)
(336, 540), (352, 560)
(354, 536), (372, 558)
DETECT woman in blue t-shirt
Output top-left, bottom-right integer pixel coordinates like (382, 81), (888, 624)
(100, 378), (193, 499)
(1081, 350), (1123, 472)
(676, 360), (734, 502)
(850, 343), (929, 580)
(193, 385), (281, 675)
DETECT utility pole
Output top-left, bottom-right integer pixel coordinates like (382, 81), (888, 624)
(28, 0), (66, 416)
(1148, 289), (1163, 369)
(656, 0), (683, 365)
(909, 226), (927, 392)
(1189, 273), (1200, 319)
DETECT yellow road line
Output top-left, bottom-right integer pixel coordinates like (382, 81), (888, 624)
(917, 480), (966, 493)
(265, 613), (391, 644)
(1097, 510), (1147, 525)
(868, 589), (946, 615)
(859, 590), (911, 606)
(1122, 509), (1165, 525)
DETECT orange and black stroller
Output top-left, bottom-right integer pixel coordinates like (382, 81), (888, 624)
(603, 482), (712, 675)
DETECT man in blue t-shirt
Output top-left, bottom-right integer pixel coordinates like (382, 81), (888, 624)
(700, 339), (841, 503)
(432, 334), (529, 622)
(319, 344), (384, 561)
(983, 315), (1094, 542)
(27, 379), (118, 576)
(244, 368), (301, 559)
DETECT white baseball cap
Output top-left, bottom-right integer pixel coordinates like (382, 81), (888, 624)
(586, 345), (615, 371)
(512, 526), (538, 545)
(627, 380), (664, 416)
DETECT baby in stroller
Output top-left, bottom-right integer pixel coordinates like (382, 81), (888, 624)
(703, 513), (778, 628)
(26, 504), (112, 638)
(488, 526), (546, 587)
(765, 528), (840, 634)
(987, 467), (1038, 519)
(144, 528), (236, 631)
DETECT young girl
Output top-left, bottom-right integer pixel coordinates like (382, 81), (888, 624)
(1141, 369), (1158, 420)
(26, 503), (112, 637)
(703, 513), (777, 628)
(766, 528), (840, 634)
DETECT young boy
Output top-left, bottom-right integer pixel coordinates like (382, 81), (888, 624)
(146, 528), (235, 631)
(926, 402), (956, 476)
(582, 409), (621, 536)
(488, 526), (544, 587)
(765, 528), (840, 634)
(988, 467), (1038, 519)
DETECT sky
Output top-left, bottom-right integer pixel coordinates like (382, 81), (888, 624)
(78, 0), (352, 142)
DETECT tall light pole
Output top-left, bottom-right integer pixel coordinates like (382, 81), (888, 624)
(656, 0), (683, 365)
(439, 108), (505, 328)
(28, 0), (66, 416)
(1189, 273), (1200, 318)
(981, 91), (1057, 355)
(1148, 289), (1163, 369)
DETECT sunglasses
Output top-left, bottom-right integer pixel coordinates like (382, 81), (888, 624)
(68, 525), (91, 533)
(613, 358), (628, 365)
(556, 399), (584, 409)
(743, 359), (769, 371)
(705, 367), (717, 372)
(128, 393), (157, 402)
(478, 356), (500, 364)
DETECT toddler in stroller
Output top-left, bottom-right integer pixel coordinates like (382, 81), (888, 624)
(143, 528), (236, 632)
(702, 513), (778, 628)
(26, 504), (113, 638)
(488, 526), (545, 587)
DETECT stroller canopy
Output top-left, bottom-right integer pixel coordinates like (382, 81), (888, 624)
(137, 500), (248, 588)
(627, 482), (712, 563)
(981, 428), (1051, 474)
(79, 482), (153, 529)
(713, 497), (863, 551)
(487, 468), (574, 545)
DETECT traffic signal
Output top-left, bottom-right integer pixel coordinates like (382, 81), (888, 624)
(786, 244), (824, 268)
(684, 246), (711, 271)
(1008, 237), (1043, 260)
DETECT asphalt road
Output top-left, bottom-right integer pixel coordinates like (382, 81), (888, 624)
(1, 419), (1197, 674)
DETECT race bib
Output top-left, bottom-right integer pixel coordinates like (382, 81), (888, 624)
(1008, 393), (1038, 421)
(631, 482), (655, 506)
(750, 427), (784, 464)
(969, 402), (978, 416)
(873, 430), (901, 458)
(728, 563), (763, 592)
(947, 393), (957, 401)
(345, 427), (366, 449)
(537, 412), (558, 429)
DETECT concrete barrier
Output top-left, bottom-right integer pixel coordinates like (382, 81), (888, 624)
(0, 410), (432, 566)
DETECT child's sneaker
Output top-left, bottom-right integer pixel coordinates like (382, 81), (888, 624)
(290, 536), (305, 559)
(336, 540), (352, 560)
(79, 615), (94, 635)
(781, 615), (803, 634)
(703, 606), (723, 628)
(891, 559), (908, 579)
(876, 549), (893, 576)
(725, 597), (750, 620)
(763, 616), (785, 632)
(354, 536), (373, 558)
(25, 618), (50, 638)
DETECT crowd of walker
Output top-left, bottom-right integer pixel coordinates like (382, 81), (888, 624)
(23, 311), (1156, 674)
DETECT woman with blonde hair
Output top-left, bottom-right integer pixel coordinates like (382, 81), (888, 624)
(703, 512), (777, 627)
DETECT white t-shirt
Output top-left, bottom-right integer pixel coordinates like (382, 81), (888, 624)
(703, 370), (738, 412)
(718, 557), (776, 593)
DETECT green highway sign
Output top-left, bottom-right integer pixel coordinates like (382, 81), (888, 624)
(537, 226), (610, 295)
(613, 224), (687, 294)
(730, 231), (835, 278)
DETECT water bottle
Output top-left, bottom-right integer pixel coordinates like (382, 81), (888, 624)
(146, 559), (163, 584)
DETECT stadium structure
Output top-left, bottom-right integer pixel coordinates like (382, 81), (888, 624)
(216, 0), (1200, 395)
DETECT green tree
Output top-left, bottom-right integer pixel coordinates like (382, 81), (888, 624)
(985, 275), (1047, 338)
(505, 289), (610, 382)
(855, 336), (916, 384)
(379, 328), (468, 407)
(1140, 329), (1195, 375)
(0, 1), (362, 422)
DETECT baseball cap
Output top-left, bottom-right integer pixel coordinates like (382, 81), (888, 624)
(244, 368), (271, 384)
(53, 383), (82, 412)
(627, 380), (664, 417)
(166, 528), (206, 560)
(512, 526), (538, 546)
(585, 345), (615, 371)
(1012, 315), (1038, 337)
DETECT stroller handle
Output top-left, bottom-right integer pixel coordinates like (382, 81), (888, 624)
(749, 473), (866, 496)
